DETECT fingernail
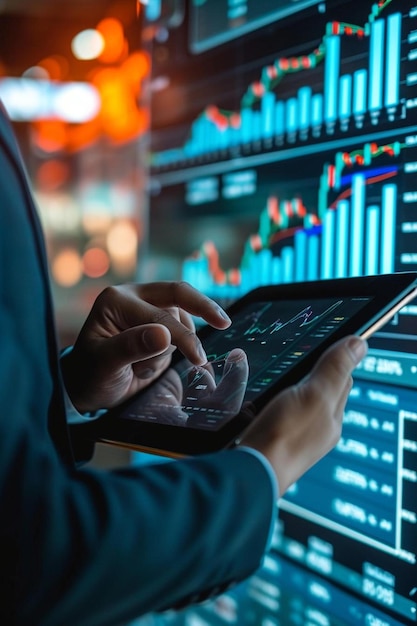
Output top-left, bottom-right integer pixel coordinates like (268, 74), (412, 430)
(217, 306), (231, 324)
(198, 343), (207, 363)
(347, 337), (368, 363)
(142, 329), (160, 352)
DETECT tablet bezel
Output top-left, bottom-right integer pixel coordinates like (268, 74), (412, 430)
(86, 273), (417, 457)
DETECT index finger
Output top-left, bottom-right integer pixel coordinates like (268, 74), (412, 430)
(136, 282), (232, 329)
(112, 282), (231, 366)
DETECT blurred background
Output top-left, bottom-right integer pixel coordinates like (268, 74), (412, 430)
(0, 0), (150, 466)
(0, 0), (149, 347)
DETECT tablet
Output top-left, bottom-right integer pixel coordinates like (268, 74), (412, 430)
(88, 273), (417, 458)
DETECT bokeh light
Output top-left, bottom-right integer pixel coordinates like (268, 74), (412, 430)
(97, 18), (126, 64)
(22, 66), (49, 80)
(121, 51), (150, 88)
(82, 211), (113, 235)
(36, 159), (70, 191)
(52, 248), (83, 287)
(106, 219), (138, 274)
(82, 247), (110, 278)
(72, 29), (105, 61)
(38, 55), (69, 81)
(32, 120), (68, 153)
(53, 82), (101, 123)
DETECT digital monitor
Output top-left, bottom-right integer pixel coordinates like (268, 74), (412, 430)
(137, 1), (417, 624)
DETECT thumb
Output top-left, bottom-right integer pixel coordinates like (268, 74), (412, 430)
(99, 323), (172, 369)
(305, 335), (368, 395)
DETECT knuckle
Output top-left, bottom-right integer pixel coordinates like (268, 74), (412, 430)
(99, 285), (119, 301)
(152, 309), (175, 326)
(93, 285), (119, 310)
(329, 420), (343, 447)
(299, 380), (323, 407)
(172, 281), (192, 302)
(123, 331), (139, 357)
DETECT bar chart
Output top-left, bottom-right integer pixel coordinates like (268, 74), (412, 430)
(182, 141), (401, 299)
(152, 2), (403, 168)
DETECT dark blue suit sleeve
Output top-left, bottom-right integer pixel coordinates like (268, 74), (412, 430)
(0, 102), (275, 626)
(14, 438), (274, 623)
(1, 310), (274, 625)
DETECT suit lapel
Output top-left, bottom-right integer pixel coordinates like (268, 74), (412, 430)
(0, 101), (74, 464)
(0, 101), (51, 273)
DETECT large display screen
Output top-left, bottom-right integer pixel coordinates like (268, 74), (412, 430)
(136, 1), (417, 624)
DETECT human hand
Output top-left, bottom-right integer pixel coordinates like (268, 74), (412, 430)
(60, 282), (231, 413)
(240, 336), (368, 495)
(119, 348), (249, 427)
(180, 348), (249, 427)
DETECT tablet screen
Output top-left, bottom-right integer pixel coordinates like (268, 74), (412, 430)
(117, 295), (372, 431)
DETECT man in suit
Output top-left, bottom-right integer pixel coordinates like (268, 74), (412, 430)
(0, 99), (367, 625)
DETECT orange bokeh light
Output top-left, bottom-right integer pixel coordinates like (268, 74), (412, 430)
(121, 51), (150, 88)
(97, 18), (126, 64)
(27, 14), (151, 151)
(92, 66), (149, 142)
(32, 120), (68, 153)
(82, 247), (110, 278)
(38, 55), (69, 81)
(65, 118), (102, 152)
(36, 159), (70, 191)
(52, 248), (83, 287)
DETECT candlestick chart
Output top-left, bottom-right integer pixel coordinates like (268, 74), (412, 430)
(182, 138), (412, 300)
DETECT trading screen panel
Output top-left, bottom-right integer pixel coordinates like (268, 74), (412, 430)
(136, 1), (417, 624)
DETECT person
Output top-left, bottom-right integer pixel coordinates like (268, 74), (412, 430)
(0, 94), (367, 626)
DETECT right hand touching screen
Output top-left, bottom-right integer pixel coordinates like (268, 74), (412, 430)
(117, 347), (249, 428)
(240, 335), (368, 495)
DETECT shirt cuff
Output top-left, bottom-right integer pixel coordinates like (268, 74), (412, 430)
(63, 388), (106, 425)
(61, 346), (106, 425)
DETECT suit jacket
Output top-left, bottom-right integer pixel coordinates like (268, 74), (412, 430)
(0, 105), (275, 626)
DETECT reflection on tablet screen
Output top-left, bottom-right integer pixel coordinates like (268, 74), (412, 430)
(118, 296), (371, 430)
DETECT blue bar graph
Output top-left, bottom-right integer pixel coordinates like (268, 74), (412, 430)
(151, 9), (403, 166)
(262, 92), (275, 138)
(321, 209), (335, 279)
(339, 75), (352, 119)
(286, 98), (298, 134)
(385, 13), (402, 108)
(282, 246), (294, 282)
(353, 69), (367, 116)
(295, 230), (307, 281)
(350, 174), (365, 277)
(271, 256), (282, 284)
(307, 234), (319, 281)
(324, 35), (340, 123)
(335, 200), (349, 278)
(153, 10), (404, 167)
(275, 101), (285, 136)
(252, 112), (262, 142)
(366, 206), (380, 275)
(299, 86), (312, 132)
(241, 108), (253, 143)
(381, 184), (397, 273)
(258, 248), (273, 285)
(369, 19), (385, 112)
(312, 94), (323, 126)
(183, 175), (400, 300)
